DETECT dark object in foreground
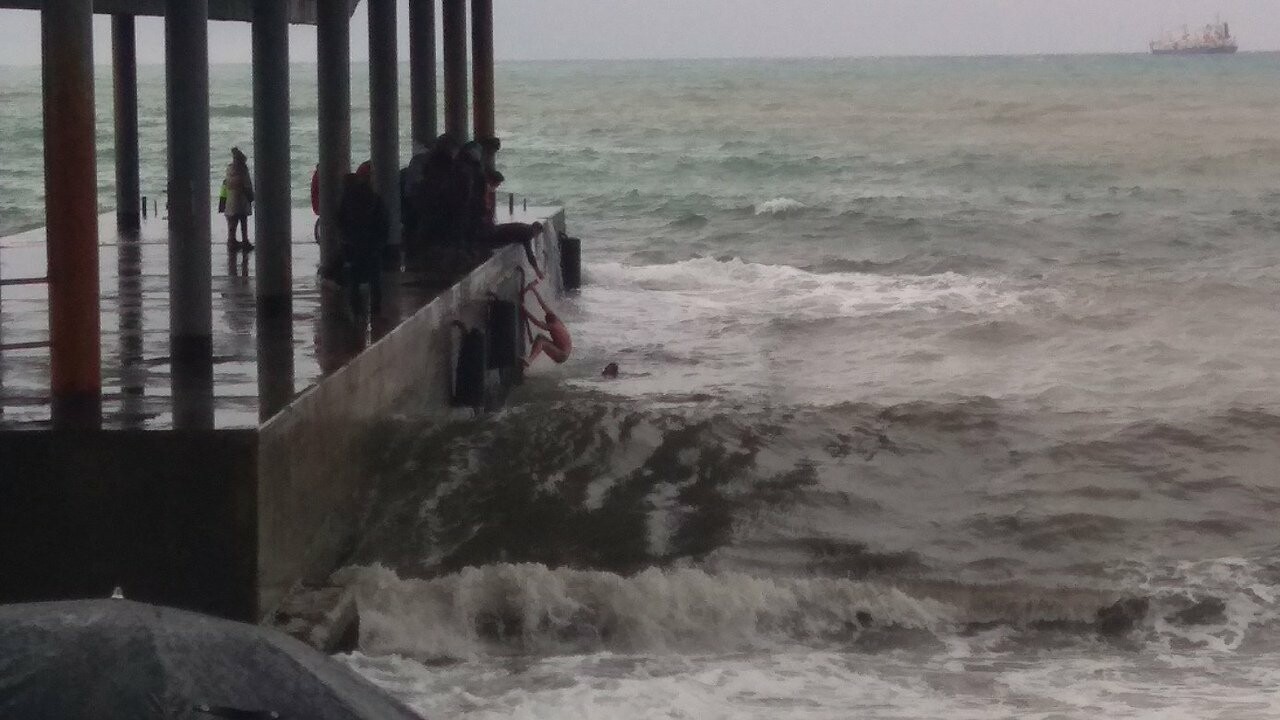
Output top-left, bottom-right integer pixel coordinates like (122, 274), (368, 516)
(0, 599), (422, 720)
(1166, 596), (1227, 626)
(1095, 596), (1150, 637)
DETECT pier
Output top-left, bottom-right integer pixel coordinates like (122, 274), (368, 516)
(0, 0), (577, 623)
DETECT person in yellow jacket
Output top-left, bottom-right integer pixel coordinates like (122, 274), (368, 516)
(219, 147), (254, 252)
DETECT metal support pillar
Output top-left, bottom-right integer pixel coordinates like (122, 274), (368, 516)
(252, 0), (292, 314)
(408, 0), (437, 145)
(112, 14), (140, 232)
(368, 0), (401, 256)
(117, 233), (145, 428)
(317, 0), (351, 275)
(253, 0), (294, 418)
(471, 0), (495, 224)
(471, 0), (494, 142)
(42, 0), (101, 427)
(166, 0), (213, 429)
(441, 0), (468, 141)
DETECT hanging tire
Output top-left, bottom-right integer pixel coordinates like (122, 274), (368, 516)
(491, 297), (527, 392)
(560, 235), (582, 291)
(452, 324), (488, 408)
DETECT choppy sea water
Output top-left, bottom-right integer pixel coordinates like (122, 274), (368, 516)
(7, 54), (1280, 718)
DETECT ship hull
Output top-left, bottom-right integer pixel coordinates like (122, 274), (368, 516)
(1151, 46), (1238, 55)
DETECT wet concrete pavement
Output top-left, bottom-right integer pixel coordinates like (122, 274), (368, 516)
(0, 207), (549, 429)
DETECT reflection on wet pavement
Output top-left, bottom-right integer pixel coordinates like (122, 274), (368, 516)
(0, 209), (542, 429)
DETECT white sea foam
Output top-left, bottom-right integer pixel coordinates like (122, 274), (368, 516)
(567, 257), (1052, 405)
(753, 197), (806, 216)
(586, 257), (1038, 318)
(342, 646), (1280, 720)
(334, 563), (951, 661)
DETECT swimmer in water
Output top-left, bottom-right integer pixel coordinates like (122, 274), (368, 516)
(602, 362), (619, 379)
(522, 279), (571, 367)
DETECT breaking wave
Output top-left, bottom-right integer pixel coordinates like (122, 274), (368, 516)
(335, 559), (1280, 661)
(754, 198), (806, 216)
(585, 257), (1039, 318)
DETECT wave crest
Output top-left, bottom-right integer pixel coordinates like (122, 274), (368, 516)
(754, 197), (806, 216)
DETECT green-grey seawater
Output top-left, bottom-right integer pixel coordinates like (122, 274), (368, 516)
(6, 55), (1280, 719)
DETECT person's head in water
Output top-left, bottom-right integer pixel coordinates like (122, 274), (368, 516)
(602, 362), (619, 379)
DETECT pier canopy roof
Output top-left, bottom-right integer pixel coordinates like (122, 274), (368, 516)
(0, 0), (360, 24)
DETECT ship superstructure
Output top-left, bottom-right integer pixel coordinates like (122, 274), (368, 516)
(1150, 21), (1238, 54)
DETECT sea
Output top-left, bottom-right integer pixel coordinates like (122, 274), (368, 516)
(6, 54), (1280, 718)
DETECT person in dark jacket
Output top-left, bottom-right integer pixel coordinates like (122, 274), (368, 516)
(453, 141), (487, 245)
(417, 135), (461, 250)
(337, 161), (388, 317)
(400, 142), (429, 268)
(480, 221), (545, 279)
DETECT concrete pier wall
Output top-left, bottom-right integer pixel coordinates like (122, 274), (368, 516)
(1, 209), (570, 621)
(257, 211), (565, 616)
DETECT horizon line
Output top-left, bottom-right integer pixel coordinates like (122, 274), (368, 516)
(1, 48), (1278, 68)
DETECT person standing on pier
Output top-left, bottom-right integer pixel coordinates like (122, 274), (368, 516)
(219, 147), (254, 252)
(337, 161), (389, 317)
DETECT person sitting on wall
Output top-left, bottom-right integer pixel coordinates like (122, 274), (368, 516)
(336, 161), (389, 317)
(479, 221), (545, 279)
(521, 279), (571, 368)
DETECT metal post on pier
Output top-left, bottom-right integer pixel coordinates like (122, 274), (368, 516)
(117, 228), (145, 428)
(42, 0), (102, 428)
(471, 0), (494, 142)
(316, 0), (351, 276)
(253, 0), (294, 419)
(408, 0), (437, 145)
(471, 0), (495, 222)
(252, 0), (292, 315)
(166, 0), (214, 429)
(112, 14), (140, 232)
(442, 0), (468, 141)
(368, 0), (401, 259)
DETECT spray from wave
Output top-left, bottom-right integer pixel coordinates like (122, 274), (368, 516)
(334, 559), (1280, 664)
(754, 197), (806, 216)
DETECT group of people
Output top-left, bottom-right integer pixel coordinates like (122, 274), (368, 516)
(219, 141), (577, 370)
(401, 135), (501, 262)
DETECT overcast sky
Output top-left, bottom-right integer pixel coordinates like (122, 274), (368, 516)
(0, 0), (1277, 65)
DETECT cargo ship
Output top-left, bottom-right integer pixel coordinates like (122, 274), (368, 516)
(1150, 22), (1238, 55)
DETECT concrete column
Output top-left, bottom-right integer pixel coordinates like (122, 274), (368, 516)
(441, 0), (468, 141)
(368, 0), (401, 255)
(252, 0), (292, 313)
(316, 0), (351, 274)
(253, 0), (294, 418)
(166, 0), (213, 428)
(470, 0), (494, 142)
(117, 234), (145, 428)
(112, 14), (141, 232)
(408, 0), (437, 145)
(470, 0), (495, 224)
(42, 0), (101, 427)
